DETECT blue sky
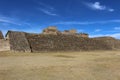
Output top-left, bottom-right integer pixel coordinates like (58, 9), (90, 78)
(0, 0), (120, 39)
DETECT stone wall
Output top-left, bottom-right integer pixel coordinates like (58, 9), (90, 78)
(26, 34), (112, 52)
(0, 31), (4, 39)
(3, 31), (120, 53)
(93, 37), (120, 49)
(0, 39), (10, 51)
(42, 26), (59, 35)
(7, 31), (31, 52)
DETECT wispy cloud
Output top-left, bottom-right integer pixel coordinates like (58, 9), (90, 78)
(84, 2), (114, 12)
(90, 33), (120, 39)
(39, 8), (58, 16)
(0, 16), (21, 25)
(0, 15), (45, 35)
(52, 20), (120, 25)
(114, 27), (120, 30)
(108, 9), (114, 12)
(95, 29), (101, 32)
(37, 2), (58, 16)
(38, 2), (55, 10)
(0, 15), (35, 27)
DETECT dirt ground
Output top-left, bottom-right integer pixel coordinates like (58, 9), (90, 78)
(0, 51), (120, 80)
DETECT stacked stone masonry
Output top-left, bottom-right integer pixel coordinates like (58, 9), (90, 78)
(0, 31), (4, 39)
(0, 27), (120, 52)
(7, 31), (31, 52)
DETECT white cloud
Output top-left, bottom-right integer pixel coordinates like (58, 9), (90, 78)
(114, 27), (120, 30)
(0, 16), (21, 25)
(108, 9), (114, 12)
(52, 20), (120, 25)
(89, 2), (106, 10)
(39, 8), (58, 16)
(37, 2), (58, 16)
(111, 33), (120, 39)
(38, 2), (55, 10)
(95, 29), (101, 32)
(84, 2), (114, 12)
(90, 33), (120, 39)
(0, 15), (33, 28)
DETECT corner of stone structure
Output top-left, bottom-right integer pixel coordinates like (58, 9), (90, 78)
(0, 30), (4, 39)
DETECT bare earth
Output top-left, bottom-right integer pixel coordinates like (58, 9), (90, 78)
(0, 51), (120, 80)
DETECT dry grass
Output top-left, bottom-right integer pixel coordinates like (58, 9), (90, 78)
(0, 51), (120, 80)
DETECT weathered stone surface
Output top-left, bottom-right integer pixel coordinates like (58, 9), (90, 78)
(7, 31), (31, 52)
(42, 26), (59, 35)
(0, 31), (4, 39)
(0, 39), (10, 51)
(2, 28), (120, 52)
(93, 37), (120, 50)
(26, 34), (112, 52)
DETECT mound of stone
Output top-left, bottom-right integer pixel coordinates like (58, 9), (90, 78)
(93, 37), (120, 50)
(7, 31), (31, 52)
(26, 34), (112, 52)
(5, 31), (120, 52)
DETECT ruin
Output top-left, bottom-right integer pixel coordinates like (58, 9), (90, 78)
(42, 26), (60, 35)
(0, 31), (4, 39)
(42, 26), (89, 38)
(62, 29), (77, 35)
(0, 39), (10, 51)
(78, 33), (89, 38)
(0, 31), (10, 51)
(0, 26), (120, 52)
(6, 31), (31, 52)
